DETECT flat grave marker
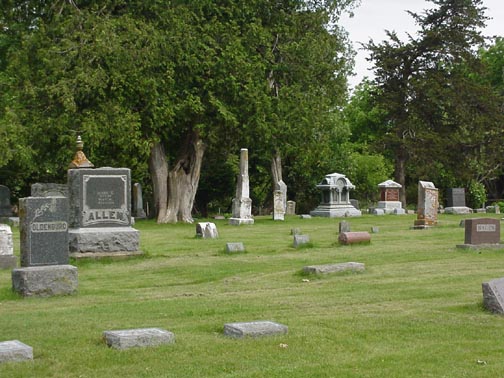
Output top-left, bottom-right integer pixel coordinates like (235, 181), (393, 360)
(482, 277), (504, 314)
(103, 328), (175, 350)
(223, 321), (288, 338)
(0, 340), (33, 364)
(303, 262), (365, 275)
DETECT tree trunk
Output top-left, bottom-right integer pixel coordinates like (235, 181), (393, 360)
(394, 146), (408, 208)
(271, 151), (282, 186)
(162, 132), (205, 223)
(148, 142), (169, 223)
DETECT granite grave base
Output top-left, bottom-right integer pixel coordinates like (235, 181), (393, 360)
(228, 218), (254, 225)
(310, 205), (362, 218)
(12, 265), (78, 297)
(103, 328), (175, 350)
(68, 227), (141, 257)
(444, 206), (472, 214)
(456, 243), (504, 250)
(0, 340), (33, 364)
(223, 321), (288, 338)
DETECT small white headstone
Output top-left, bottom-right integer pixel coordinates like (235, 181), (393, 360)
(226, 242), (245, 253)
(293, 234), (310, 248)
(196, 222), (219, 239)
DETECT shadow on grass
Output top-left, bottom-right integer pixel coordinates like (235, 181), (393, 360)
(71, 252), (152, 268)
(0, 286), (23, 301)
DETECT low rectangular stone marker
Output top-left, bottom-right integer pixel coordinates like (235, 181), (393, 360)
(12, 265), (78, 297)
(0, 340), (33, 363)
(482, 277), (504, 314)
(226, 242), (245, 253)
(103, 328), (175, 350)
(339, 221), (350, 234)
(303, 262), (365, 275)
(223, 321), (288, 338)
(293, 234), (310, 248)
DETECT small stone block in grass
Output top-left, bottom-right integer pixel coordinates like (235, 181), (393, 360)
(0, 340), (33, 364)
(303, 262), (365, 275)
(223, 321), (288, 338)
(293, 234), (310, 248)
(226, 242), (245, 253)
(103, 328), (175, 350)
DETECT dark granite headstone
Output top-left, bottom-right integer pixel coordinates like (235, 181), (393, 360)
(19, 196), (69, 267)
(69, 168), (131, 228)
(67, 168), (140, 256)
(447, 188), (466, 207)
(0, 185), (12, 217)
(464, 218), (500, 245)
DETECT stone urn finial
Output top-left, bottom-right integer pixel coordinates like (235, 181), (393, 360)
(69, 135), (94, 168)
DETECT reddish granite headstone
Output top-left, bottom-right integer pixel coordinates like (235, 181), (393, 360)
(464, 218), (500, 245)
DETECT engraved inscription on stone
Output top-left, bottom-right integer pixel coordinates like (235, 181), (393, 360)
(82, 175), (128, 227)
(477, 224), (496, 232)
(20, 197), (69, 267)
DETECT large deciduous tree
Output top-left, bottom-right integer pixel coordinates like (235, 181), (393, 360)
(365, 0), (504, 206)
(1, 0), (358, 220)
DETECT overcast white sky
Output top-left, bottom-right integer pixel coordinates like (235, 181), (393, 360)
(340, 0), (504, 88)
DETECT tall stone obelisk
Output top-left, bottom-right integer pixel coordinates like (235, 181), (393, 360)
(229, 149), (254, 225)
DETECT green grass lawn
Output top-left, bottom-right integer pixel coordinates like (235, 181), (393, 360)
(1, 214), (504, 377)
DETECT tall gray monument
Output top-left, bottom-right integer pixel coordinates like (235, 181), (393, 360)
(68, 168), (140, 256)
(12, 196), (78, 297)
(66, 136), (140, 257)
(229, 149), (254, 225)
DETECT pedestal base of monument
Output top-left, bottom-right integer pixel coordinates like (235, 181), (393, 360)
(310, 205), (361, 218)
(444, 206), (472, 214)
(376, 201), (404, 214)
(68, 227), (141, 258)
(0, 255), (17, 269)
(456, 243), (504, 250)
(12, 265), (78, 297)
(228, 218), (254, 225)
(411, 220), (436, 230)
